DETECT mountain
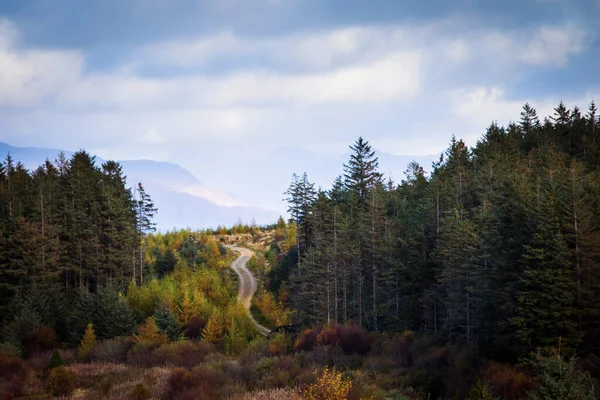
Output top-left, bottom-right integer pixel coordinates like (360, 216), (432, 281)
(0, 142), (280, 229)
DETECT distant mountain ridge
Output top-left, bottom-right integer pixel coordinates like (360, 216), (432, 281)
(0, 142), (280, 229)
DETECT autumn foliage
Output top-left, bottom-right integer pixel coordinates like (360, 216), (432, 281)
(299, 367), (352, 400)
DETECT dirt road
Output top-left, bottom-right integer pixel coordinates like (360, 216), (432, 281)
(225, 245), (271, 337)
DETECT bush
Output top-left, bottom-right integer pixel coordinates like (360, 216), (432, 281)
(25, 326), (58, 356)
(0, 344), (21, 359)
(46, 366), (75, 396)
(129, 382), (152, 400)
(155, 341), (215, 368)
(334, 324), (372, 355)
(0, 350), (29, 399)
(485, 362), (536, 400)
(167, 366), (223, 400)
(298, 367), (352, 400)
(268, 333), (290, 356)
(48, 350), (64, 370)
(295, 329), (319, 352)
(93, 337), (131, 362)
(316, 326), (339, 348)
(166, 367), (196, 398)
(184, 316), (206, 340)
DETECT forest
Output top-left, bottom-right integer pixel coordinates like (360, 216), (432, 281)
(277, 101), (600, 362)
(0, 101), (599, 399)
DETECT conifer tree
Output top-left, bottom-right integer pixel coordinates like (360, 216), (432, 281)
(202, 313), (224, 344)
(78, 323), (96, 361)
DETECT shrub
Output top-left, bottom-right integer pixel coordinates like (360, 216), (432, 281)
(48, 350), (64, 370)
(0, 350), (29, 399)
(0, 351), (29, 380)
(299, 367), (352, 400)
(93, 337), (131, 362)
(295, 329), (319, 352)
(268, 333), (290, 356)
(155, 341), (214, 368)
(166, 367), (196, 398)
(184, 316), (206, 340)
(25, 326), (58, 356)
(129, 382), (152, 400)
(316, 326), (339, 348)
(167, 366), (223, 400)
(485, 362), (536, 399)
(0, 344), (21, 359)
(78, 322), (96, 361)
(334, 324), (372, 355)
(46, 366), (75, 396)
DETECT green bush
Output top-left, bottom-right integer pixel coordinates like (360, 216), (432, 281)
(527, 352), (598, 400)
(46, 366), (75, 396)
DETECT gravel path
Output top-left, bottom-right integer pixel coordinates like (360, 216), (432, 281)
(225, 245), (271, 336)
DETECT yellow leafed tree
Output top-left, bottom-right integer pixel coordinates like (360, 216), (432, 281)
(132, 317), (169, 347)
(78, 323), (96, 361)
(202, 313), (224, 344)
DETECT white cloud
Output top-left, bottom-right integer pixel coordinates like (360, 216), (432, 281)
(451, 86), (600, 146)
(522, 25), (585, 66)
(484, 25), (586, 68)
(0, 20), (83, 107)
(57, 50), (421, 109)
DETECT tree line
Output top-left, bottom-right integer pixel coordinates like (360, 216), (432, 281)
(280, 101), (600, 360)
(0, 151), (156, 322)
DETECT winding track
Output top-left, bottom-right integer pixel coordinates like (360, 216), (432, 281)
(225, 245), (271, 337)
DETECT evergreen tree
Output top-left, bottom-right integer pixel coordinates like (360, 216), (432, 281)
(154, 305), (181, 341)
(343, 137), (382, 203)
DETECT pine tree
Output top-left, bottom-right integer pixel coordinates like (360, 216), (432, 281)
(343, 137), (382, 203)
(154, 305), (182, 341)
(136, 183), (157, 285)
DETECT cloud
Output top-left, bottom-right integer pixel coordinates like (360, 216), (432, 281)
(484, 25), (586, 67)
(57, 50), (421, 109)
(0, 20), (83, 107)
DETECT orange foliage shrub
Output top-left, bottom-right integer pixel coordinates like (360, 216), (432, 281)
(0, 351), (30, 400)
(334, 323), (372, 355)
(316, 326), (339, 347)
(485, 362), (536, 400)
(25, 326), (58, 355)
(295, 329), (319, 352)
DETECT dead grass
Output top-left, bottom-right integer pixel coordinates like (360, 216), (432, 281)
(228, 388), (302, 400)
(65, 363), (172, 400)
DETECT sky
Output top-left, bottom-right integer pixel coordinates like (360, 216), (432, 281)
(0, 0), (599, 212)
